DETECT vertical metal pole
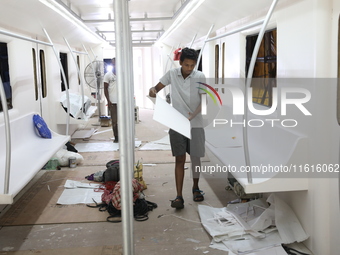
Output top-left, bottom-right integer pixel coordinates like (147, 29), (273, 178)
(43, 28), (71, 135)
(64, 37), (85, 119)
(0, 77), (11, 194)
(90, 48), (98, 60)
(124, 19), (135, 158)
(244, 0), (279, 184)
(164, 46), (174, 74)
(114, 0), (135, 254)
(189, 33), (197, 48)
(195, 24), (214, 71)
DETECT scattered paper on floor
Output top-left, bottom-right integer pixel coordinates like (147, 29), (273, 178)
(57, 179), (103, 205)
(198, 194), (308, 254)
(75, 141), (141, 152)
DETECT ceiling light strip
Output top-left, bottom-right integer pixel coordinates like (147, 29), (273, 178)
(39, 0), (105, 43)
(158, 0), (206, 42)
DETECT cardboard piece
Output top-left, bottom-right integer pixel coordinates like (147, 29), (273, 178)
(153, 94), (191, 139)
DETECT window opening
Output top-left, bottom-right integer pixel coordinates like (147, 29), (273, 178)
(77, 55), (80, 85)
(196, 49), (202, 72)
(246, 29), (277, 107)
(39, 50), (47, 98)
(32, 48), (39, 100)
(0, 42), (12, 112)
(222, 42), (225, 84)
(60, 52), (69, 91)
(215, 44), (219, 84)
(104, 58), (114, 74)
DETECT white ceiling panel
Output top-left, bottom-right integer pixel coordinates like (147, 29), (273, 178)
(0, 0), (283, 49)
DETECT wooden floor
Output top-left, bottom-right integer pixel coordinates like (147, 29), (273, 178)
(0, 108), (238, 255)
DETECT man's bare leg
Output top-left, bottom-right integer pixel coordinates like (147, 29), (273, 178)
(175, 154), (186, 198)
(171, 154), (186, 209)
(191, 155), (204, 201)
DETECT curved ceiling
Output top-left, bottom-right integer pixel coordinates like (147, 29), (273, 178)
(0, 0), (281, 49)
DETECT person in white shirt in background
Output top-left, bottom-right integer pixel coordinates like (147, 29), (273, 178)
(104, 58), (119, 143)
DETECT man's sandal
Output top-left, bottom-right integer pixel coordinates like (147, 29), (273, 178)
(170, 196), (184, 209)
(192, 189), (205, 202)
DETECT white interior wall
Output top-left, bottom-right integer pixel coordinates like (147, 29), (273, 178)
(44, 43), (105, 134)
(275, 2), (337, 255)
(193, 1), (339, 254)
(223, 33), (244, 78)
(202, 42), (215, 79)
(133, 48), (143, 108)
(265, 1), (337, 254)
(142, 44), (171, 110)
(140, 46), (163, 109)
(45, 43), (80, 134)
(102, 46), (162, 111)
(45, 44), (61, 132)
(0, 36), (18, 123)
(7, 40), (38, 117)
(329, 1), (340, 254)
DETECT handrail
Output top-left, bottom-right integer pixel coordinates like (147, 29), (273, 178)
(205, 20), (264, 43)
(72, 50), (87, 55)
(64, 37), (86, 120)
(244, 0), (279, 184)
(43, 28), (71, 136)
(189, 33), (197, 48)
(202, 0), (279, 184)
(0, 29), (53, 46)
(164, 46), (174, 74)
(195, 24), (214, 71)
(0, 77), (11, 194)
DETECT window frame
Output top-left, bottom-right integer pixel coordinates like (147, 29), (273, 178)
(245, 28), (277, 107)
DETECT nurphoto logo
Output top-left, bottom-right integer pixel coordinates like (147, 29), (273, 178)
(198, 81), (312, 128)
(197, 82), (222, 115)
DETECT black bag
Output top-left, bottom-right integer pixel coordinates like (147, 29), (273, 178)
(88, 198), (157, 223)
(103, 160), (120, 182)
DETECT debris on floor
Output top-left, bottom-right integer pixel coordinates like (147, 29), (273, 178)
(198, 194), (309, 254)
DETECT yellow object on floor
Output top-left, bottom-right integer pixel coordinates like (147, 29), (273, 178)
(134, 159), (147, 190)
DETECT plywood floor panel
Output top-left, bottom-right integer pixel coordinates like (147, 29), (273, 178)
(0, 167), (108, 226)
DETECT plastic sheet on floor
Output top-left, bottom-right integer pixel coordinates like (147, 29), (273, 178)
(72, 128), (96, 139)
(210, 240), (288, 255)
(64, 180), (101, 189)
(266, 194), (309, 244)
(198, 199), (270, 242)
(198, 194), (308, 254)
(139, 135), (171, 151)
(75, 141), (141, 152)
(221, 231), (283, 254)
(57, 180), (103, 205)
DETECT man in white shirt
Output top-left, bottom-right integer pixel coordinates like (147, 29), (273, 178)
(104, 58), (118, 143)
